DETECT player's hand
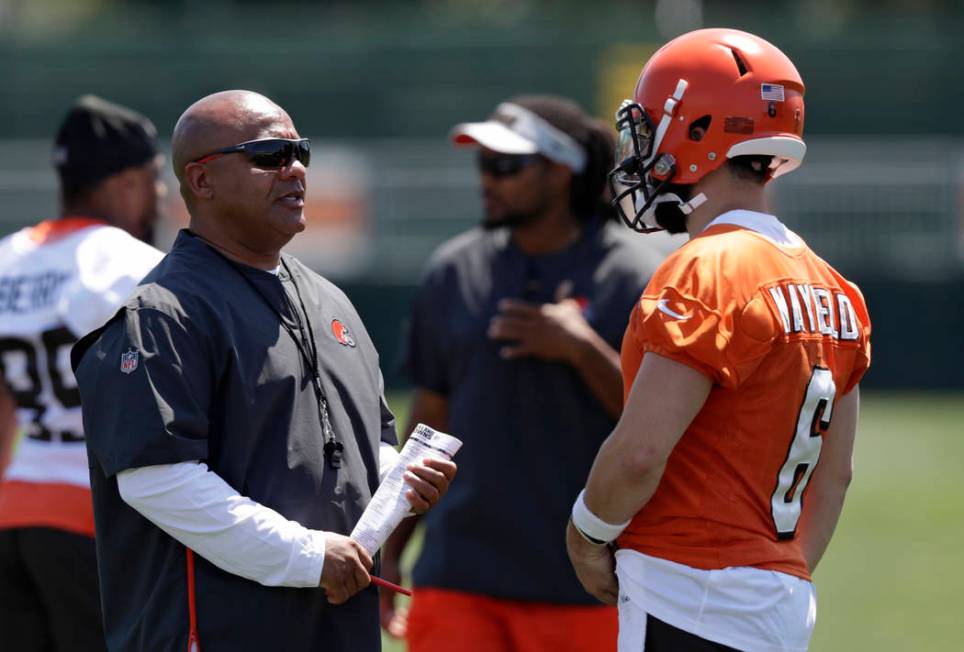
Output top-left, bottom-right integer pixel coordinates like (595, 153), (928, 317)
(319, 533), (373, 605)
(403, 457), (457, 515)
(378, 551), (409, 638)
(488, 297), (595, 363)
(566, 520), (619, 605)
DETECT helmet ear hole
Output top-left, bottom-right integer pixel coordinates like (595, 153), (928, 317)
(688, 115), (712, 142)
(730, 49), (749, 76)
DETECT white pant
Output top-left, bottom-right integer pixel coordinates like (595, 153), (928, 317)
(616, 550), (816, 652)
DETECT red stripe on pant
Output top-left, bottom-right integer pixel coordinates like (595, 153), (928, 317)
(187, 549), (200, 652)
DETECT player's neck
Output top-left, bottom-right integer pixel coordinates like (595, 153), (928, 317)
(685, 185), (769, 238)
(510, 207), (581, 256)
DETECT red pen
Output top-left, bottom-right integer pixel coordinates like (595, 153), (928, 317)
(370, 575), (413, 597)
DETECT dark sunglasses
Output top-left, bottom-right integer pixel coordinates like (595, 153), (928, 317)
(192, 138), (311, 169)
(476, 152), (543, 178)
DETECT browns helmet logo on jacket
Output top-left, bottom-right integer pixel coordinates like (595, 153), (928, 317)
(330, 319), (356, 347)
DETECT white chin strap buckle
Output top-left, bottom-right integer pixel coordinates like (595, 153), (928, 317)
(679, 192), (707, 215)
(636, 191), (708, 230)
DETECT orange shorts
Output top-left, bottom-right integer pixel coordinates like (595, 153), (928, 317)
(406, 588), (617, 652)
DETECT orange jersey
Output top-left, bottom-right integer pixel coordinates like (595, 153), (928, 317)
(617, 214), (871, 581)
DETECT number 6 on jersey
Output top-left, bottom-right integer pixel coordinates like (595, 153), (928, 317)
(771, 367), (837, 539)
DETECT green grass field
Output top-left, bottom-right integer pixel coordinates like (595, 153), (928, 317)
(382, 391), (964, 651)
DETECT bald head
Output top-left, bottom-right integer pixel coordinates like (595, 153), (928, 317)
(171, 90), (292, 182)
(170, 90), (307, 267)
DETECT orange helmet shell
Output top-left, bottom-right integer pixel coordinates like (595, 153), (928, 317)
(633, 28), (806, 185)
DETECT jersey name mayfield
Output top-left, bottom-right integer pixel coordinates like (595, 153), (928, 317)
(618, 211), (871, 581)
(768, 282), (860, 341)
(0, 218), (162, 535)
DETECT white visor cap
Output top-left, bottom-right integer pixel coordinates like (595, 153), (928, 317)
(450, 102), (588, 173)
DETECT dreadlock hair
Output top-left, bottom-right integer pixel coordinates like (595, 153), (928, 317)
(510, 95), (617, 222)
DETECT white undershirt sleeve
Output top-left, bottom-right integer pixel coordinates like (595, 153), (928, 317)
(117, 461), (326, 588)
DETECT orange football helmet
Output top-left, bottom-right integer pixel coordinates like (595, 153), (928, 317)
(609, 28), (806, 232)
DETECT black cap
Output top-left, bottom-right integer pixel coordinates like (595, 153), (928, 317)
(52, 95), (158, 191)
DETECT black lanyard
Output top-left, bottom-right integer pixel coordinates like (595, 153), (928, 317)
(278, 259), (343, 469)
(209, 244), (343, 469)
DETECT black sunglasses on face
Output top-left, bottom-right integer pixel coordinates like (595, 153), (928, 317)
(192, 138), (311, 169)
(476, 152), (543, 178)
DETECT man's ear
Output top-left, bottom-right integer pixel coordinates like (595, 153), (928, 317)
(101, 168), (141, 202)
(183, 162), (215, 201)
(94, 171), (133, 210)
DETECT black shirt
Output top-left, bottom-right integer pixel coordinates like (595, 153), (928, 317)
(72, 230), (396, 652)
(404, 218), (664, 604)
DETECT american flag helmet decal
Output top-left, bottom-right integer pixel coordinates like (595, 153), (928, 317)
(761, 83), (785, 102)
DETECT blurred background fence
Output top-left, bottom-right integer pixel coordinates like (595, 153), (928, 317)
(1, 0), (962, 388)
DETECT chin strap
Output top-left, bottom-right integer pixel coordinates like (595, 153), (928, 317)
(638, 190), (708, 231)
(643, 79), (689, 169)
(678, 192), (707, 215)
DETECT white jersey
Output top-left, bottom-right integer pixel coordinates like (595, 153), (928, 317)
(0, 217), (162, 535)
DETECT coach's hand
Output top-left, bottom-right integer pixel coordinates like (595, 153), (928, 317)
(403, 458), (457, 515)
(566, 521), (619, 605)
(320, 533), (373, 605)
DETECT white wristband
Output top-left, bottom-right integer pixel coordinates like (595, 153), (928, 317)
(570, 489), (630, 545)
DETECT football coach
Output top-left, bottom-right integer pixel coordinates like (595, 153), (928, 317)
(71, 90), (455, 652)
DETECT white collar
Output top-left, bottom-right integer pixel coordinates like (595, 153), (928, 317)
(703, 210), (802, 247)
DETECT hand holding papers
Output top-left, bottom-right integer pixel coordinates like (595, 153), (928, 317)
(351, 424), (462, 557)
